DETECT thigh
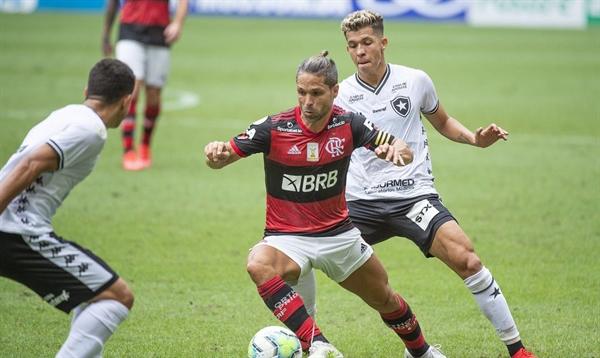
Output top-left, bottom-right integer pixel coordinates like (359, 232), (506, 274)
(0, 231), (119, 313)
(251, 235), (311, 282)
(428, 220), (480, 279)
(385, 195), (456, 257)
(116, 40), (146, 81)
(145, 46), (170, 87)
(313, 228), (374, 283)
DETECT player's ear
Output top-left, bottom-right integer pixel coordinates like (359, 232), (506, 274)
(382, 37), (388, 51)
(332, 83), (339, 98)
(83, 87), (88, 98)
(122, 93), (133, 110)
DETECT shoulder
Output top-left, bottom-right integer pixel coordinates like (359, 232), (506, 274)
(270, 107), (296, 122)
(388, 63), (427, 77)
(339, 73), (359, 90)
(57, 105), (108, 143)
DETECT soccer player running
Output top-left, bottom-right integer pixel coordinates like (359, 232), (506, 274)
(205, 52), (446, 358)
(293, 10), (536, 358)
(102, 0), (188, 170)
(0, 59), (135, 357)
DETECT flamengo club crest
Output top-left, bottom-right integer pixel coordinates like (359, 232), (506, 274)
(325, 137), (345, 157)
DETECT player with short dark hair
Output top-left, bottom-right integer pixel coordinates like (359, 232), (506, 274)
(292, 10), (536, 358)
(102, 0), (188, 170)
(205, 51), (445, 358)
(0, 58), (135, 358)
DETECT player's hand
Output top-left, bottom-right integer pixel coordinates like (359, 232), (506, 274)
(205, 141), (231, 169)
(102, 38), (113, 58)
(375, 139), (413, 166)
(475, 123), (508, 148)
(164, 23), (182, 45)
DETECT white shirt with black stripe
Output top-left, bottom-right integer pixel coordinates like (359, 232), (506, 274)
(334, 64), (440, 201)
(0, 104), (107, 236)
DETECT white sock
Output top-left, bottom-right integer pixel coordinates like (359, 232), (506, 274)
(289, 269), (317, 319)
(464, 267), (521, 345)
(56, 300), (130, 358)
(70, 302), (89, 326)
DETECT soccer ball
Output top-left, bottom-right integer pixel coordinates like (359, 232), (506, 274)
(247, 326), (303, 358)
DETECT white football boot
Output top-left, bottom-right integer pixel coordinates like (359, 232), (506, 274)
(404, 344), (446, 358)
(307, 341), (343, 358)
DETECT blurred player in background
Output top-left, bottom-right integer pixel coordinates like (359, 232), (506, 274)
(292, 10), (536, 358)
(102, 0), (188, 170)
(205, 51), (446, 358)
(0, 59), (135, 358)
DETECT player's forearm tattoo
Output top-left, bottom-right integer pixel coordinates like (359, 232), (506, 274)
(457, 132), (472, 144)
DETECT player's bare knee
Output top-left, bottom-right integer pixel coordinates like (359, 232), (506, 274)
(113, 279), (134, 309)
(120, 283), (135, 310)
(246, 260), (271, 284)
(456, 252), (483, 279)
(365, 288), (396, 311)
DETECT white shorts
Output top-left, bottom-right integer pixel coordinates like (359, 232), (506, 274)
(115, 39), (171, 87)
(256, 228), (373, 283)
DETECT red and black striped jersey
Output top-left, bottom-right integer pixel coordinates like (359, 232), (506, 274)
(230, 105), (395, 237)
(119, 0), (170, 47)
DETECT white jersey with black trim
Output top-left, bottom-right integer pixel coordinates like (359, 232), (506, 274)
(334, 64), (440, 201)
(0, 104), (108, 236)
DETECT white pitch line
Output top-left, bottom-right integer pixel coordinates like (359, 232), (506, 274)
(162, 87), (201, 112)
(0, 87), (201, 121)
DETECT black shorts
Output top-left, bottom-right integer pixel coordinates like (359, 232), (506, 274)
(0, 231), (119, 313)
(347, 194), (456, 257)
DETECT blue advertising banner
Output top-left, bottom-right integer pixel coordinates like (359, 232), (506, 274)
(1, 0), (593, 28)
(0, 0), (468, 21)
(38, 0), (104, 10)
(186, 0), (468, 21)
(0, 0), (103, 12)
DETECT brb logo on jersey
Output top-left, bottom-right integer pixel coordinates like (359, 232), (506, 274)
(391, 96), (411, 117)
(281, 170), (338, 193)
(325, 137), (345, 157)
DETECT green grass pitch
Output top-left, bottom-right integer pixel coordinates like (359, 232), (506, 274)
(0, 12), (598, 357)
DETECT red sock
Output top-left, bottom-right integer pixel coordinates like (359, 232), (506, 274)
(257, 276), (325, 346)
(121, 116), (136, 153)
(142, 105), (159, 146)
(380, 294), (428, 355)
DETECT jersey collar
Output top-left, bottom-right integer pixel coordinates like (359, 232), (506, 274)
(354, 64), (390, 95)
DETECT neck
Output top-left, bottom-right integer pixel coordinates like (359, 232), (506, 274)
(359, 61), (387, 88)
(302, 112), (331, 133)
(83, 99), (110, 127)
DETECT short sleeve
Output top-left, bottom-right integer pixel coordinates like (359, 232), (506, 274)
(230, 116), (272, 157)
(415, 70), (440, 115)
(47, 121), (107, 170)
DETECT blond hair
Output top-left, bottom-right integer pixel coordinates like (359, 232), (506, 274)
(340, 10), (384, 37)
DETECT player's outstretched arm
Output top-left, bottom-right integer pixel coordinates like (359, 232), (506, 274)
(374, 138), (413, 166)
(424, 102), (508, 148)
(204, 141), (241, 169)
(0, 144), (59, 213)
